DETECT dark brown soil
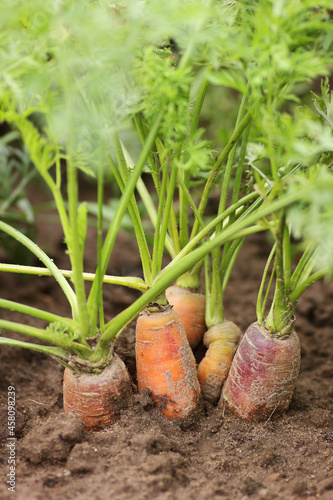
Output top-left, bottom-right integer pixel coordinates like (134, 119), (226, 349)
(0, 192), (333, 499)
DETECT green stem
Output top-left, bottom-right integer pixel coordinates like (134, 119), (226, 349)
(218, 93), (248, 225)
(108, 151), (153, 285)
(66, 156), (90, 337)
(176, 173), (206, 231)
(204, 254), (211, 308)
(190, 112), (252, 240)
(133, 113), (160, 186)
(152, 162), (168, 278)
(221, 237), (245, 293)
(178, 167), (190, 249)
(0, 221), (78, 317)
(166, 191), (259, 269)
(265, 214), (294, 334)
(206, 117), (242, 326)
(87, 110), (163, 321)
(293, 250), (319, 289)
(16, 119), (71, 241)
(230, 123), (251, 208)
(221, 121), (251, 263)
(92, 188), (303, 360)
(189, 73), (210, 137)
(0, 337), (69, 360)
(177, 75), (209, 252)
(136, 176), (176, 258)
(220, 238), (242, 278)
(95, 162), (105, 335)
(0, 263), (148, 291)
(0, 319), (91, 356)
(156, 139), (181, 256)
(283, 223), (292, 291)
(175, 172), (206, 289)
(206, 243), (224, 327)
(289, 268), (327, 304)
(289, 243), (317, 291)
(154, 163), (178, 279)
(132, 124), (179, 260)
(256, 243), (276, 325)
(0, 298), (77, 329)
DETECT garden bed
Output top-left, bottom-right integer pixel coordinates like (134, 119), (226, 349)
(1, 2), (333, 498)
(0, 213), (332, 500)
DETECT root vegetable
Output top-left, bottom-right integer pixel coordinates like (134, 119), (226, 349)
(136, 305), (202, 422)
(165, 285), (206, 348)
(63, 353), (132, 430)
(221, 321), (301, 421)
(197, 320), (242, 404)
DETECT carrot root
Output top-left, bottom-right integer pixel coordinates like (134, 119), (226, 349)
(165, 285), (206, 348)
(221, 321), (301, 422)
(197, 320), (242, 404)
(136, 306), (202, 423)
(63, 353), (133, 430)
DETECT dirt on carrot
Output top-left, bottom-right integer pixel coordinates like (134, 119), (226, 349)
(0, 194), (333, 500)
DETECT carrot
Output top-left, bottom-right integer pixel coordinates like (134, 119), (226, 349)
(221, 321), (301, 421)
(63, 353), (133, 430)
(136, 305), (202, 422)
(197, 320), (242, 404)
(165, 285), (206, 348)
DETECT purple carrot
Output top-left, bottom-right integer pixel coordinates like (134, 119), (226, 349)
(221, 321), (300, 421)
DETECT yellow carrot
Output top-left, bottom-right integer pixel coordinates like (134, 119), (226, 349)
(197, 320), (241, 404)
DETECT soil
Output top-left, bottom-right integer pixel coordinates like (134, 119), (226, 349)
(0, 185), (333, 500)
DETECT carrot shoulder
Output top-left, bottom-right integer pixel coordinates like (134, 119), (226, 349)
(165, 285), (206, 348)
(136, 306), (202, 422)
(197, 320), (241, 404)
(63, 353), (132, 430)
(221, 321), (301, 421)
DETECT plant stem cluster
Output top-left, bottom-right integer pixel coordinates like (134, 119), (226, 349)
(0, 0), (333, 369)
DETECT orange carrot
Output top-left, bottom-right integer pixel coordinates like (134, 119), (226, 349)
(63, 353), (132, 430)
(136, 305), (202, 422)
(165, 285), (206, 348)
(197, 320), (242, 404)
(221, 322), (301, 421)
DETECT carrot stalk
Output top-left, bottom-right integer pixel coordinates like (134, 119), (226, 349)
(63, 354), (132, 430)
(197, 113), (249, 403)
(165, 285), (206, 348)
(197, 320), (242, 404)
(221, 322), (301, 421)
(136, 306), (202, 423)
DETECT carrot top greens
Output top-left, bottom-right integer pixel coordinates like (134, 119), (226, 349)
(0, 0), (333, 368)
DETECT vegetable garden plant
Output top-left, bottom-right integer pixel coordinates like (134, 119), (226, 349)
(0, 0), (333, 428)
